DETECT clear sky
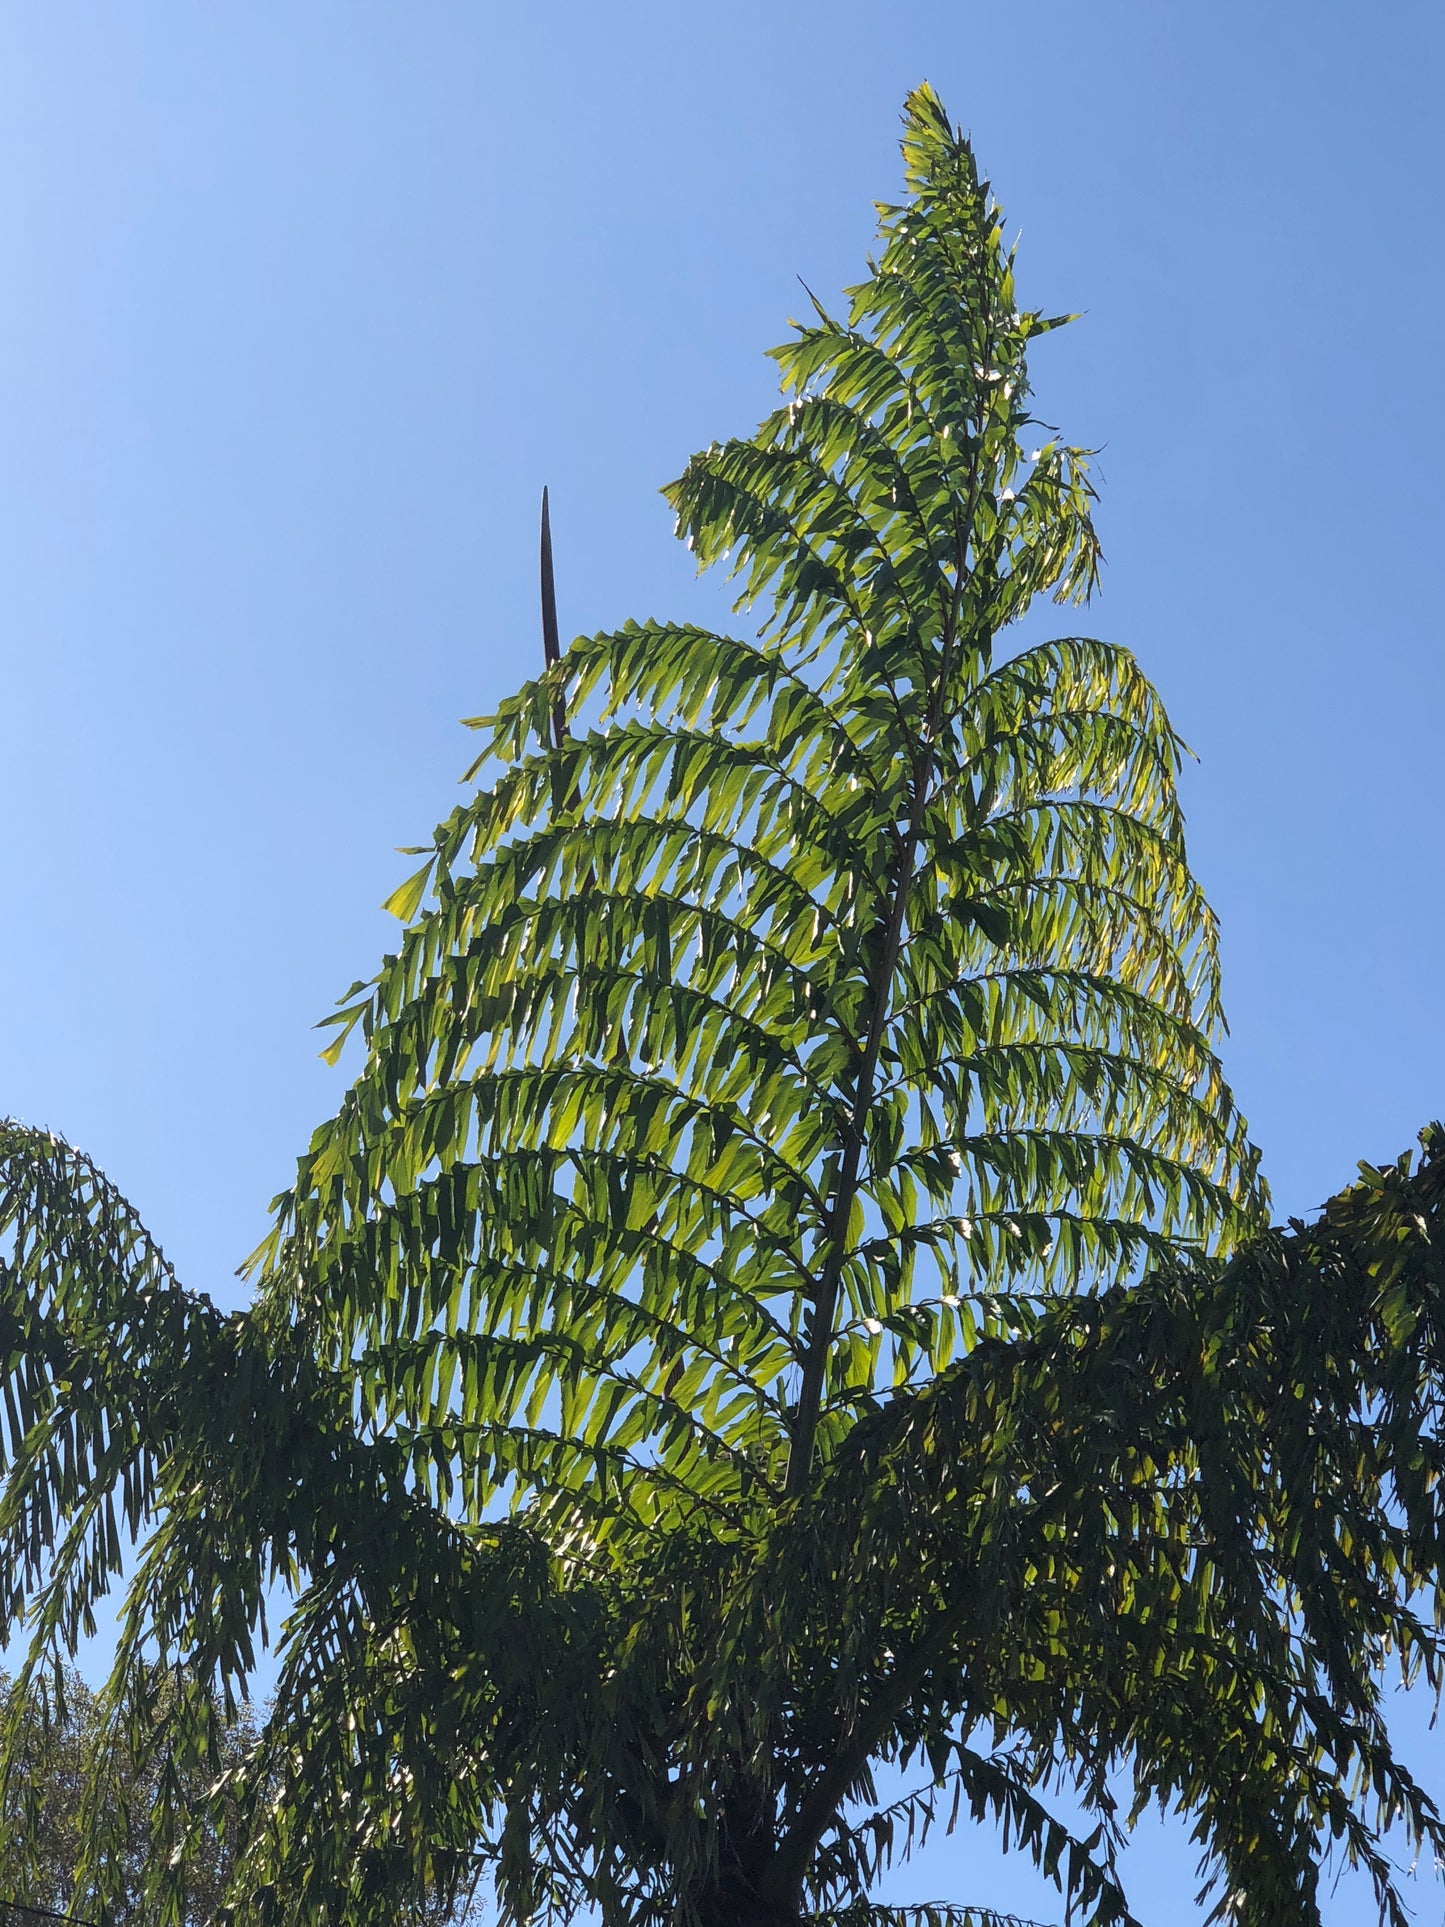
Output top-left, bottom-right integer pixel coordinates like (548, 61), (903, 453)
(1, 4), (1442, 1921)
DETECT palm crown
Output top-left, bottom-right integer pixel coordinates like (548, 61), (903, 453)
(0, 86), (1300, 1927)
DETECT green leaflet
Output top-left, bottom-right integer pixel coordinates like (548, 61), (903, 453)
(380, 855), (437, 923)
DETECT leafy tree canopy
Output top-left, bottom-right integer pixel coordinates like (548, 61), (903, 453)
(3, 84), (1441, 1927)
(0, 1667), (257, 1927)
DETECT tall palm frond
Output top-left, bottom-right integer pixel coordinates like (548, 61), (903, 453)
(248, 84), (1260, 1551)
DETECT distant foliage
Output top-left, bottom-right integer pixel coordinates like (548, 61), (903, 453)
(0, 1667), (256, 1925)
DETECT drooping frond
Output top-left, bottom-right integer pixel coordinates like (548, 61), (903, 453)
(744, 1127), (1445, 1927)
(0, 1122), (612, 1924)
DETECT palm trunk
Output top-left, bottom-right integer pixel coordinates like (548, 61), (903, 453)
(691, 1876), (800, 1927)
(685, 1784), (799, 1927)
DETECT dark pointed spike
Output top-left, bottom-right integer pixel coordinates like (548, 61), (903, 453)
(540, 487), (560, 670)
(539, 487), (567, 750)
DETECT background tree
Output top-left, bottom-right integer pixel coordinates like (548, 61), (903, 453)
(8, 87), (1438, 1927)
(0, 1667), (257, 1926)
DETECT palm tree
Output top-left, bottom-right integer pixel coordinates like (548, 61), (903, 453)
(20, 87), (1423, 1927)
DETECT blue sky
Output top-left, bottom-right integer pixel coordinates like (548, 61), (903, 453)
(1, 4), (1442, 1920)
